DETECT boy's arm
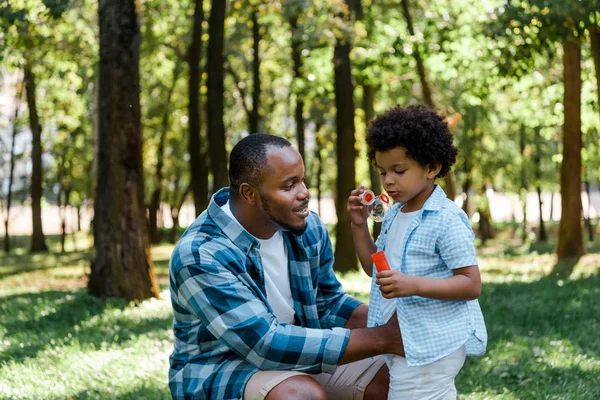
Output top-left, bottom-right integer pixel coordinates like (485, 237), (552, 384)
(347, 186), (378, 276)
(377, 210), (481, 300)
(377, 266), (481, 300)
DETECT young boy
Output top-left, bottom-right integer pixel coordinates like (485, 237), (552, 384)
(347, 105), (487, 399)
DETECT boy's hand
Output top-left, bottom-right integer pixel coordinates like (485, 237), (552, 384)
(376, 270), (419, 298)
(347, 186), (370, 227)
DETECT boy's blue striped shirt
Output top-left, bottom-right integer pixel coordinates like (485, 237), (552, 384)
(367, 185), (487, 366)
(169, 188), (361, 399)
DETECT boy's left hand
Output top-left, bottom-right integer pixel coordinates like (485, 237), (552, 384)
(376, 270), (419, 298)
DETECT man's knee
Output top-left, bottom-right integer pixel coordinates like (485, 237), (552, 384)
(265, 375), (327, 400)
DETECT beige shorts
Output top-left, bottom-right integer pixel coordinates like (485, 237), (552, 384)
(244, 356), (386, 400)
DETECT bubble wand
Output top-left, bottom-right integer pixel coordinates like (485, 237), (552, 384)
(358, 190), (390, 222)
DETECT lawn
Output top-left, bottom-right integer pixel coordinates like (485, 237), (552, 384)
(1, 230), (599, 399)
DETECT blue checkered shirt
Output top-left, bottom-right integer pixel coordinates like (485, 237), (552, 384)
(169, 188), (362, 399)
(367, 185), (487, 366)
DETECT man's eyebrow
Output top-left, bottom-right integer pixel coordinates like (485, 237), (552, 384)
(282, 175), (302, 183)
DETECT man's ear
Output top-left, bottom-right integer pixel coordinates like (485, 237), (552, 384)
(427, 163), (442, 179)
(239, 183), (258, 204)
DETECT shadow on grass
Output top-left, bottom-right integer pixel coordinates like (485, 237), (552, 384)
(459, 344), (600, 398)
(481, 237), (600, 258)
(458, 272), (600, 396)
(58, 386), (171, 400)
(0, 289), (172, 364)
(0, 250), (91, 279)
(551, 256), (581, 279)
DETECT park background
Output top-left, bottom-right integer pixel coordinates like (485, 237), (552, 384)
(1, 0), (600, 399)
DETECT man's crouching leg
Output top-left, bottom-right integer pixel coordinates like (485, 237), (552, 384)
(266, 375), (327, 400)
(244, 371), (325, 400)
(244, 356), (387, 400)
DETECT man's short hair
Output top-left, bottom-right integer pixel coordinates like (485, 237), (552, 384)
(229, 133), (292, 192)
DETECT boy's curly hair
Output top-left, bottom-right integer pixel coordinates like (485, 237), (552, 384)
(366, 105), (458, 178)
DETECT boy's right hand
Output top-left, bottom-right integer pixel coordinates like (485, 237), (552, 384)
(347, 186), (370, 227)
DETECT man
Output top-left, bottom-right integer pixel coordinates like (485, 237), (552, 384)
(169, 134), (404, 400)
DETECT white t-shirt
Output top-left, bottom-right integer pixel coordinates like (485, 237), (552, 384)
(379, 207), (420, 324)
(221, 202), (296, 324)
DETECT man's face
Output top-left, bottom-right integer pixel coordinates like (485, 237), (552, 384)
(256, 146), (310, 235)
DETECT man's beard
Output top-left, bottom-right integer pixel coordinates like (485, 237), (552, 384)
(260, 192), (308, 236)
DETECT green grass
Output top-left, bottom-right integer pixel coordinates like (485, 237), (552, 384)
(1, 231), (599, 399)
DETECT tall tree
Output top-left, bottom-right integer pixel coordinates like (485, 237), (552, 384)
(249, 5), (262, 134)
(149, 64), (182, 244)
(288, 6), (305, 161)
(3, 78), (23, 253)
(187, 0), (210, 215)
(333, 1), (358, 273)
(206, 0), (229, 191)
(533, 127), (548, 242)
(400, 0), (457, 201)
(556, 41), (584, 258)
(89, 0), (159, 301)
(362, 84), (382, 240)
(24, 65), (47, 252)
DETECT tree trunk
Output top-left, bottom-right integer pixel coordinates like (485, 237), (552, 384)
(206, 0), (229, 191)
(314, 125), (323, 216)
(400, 0), (432, 109)
(4, 80), (22, 253)
(536, 186), (547, 242)
(89, 0), (159, 301)
(76, 205), (82, 232)
(399, 0), (456, 200)
(557, 41), (585, 259)
(362, 84), (382, 240)
(187, 0), (209, 216)
(549, 191), (555, 222)
(462, 161), (471, 218)
(520, 124), (527, 243)
(589, 26), (600, 126)
(290, 14), (306, 164)
(534, 127), (547, 242)
(333, 39), (357, 273)
(24, 66), (47, 252)
(478, 184), (493, 244)
(149, 65), (181, 244)
(584, 179), (594, 241)
(61, 188), (71, 253)
(170, 184), (190, 244)
(249, 7), (262, 134)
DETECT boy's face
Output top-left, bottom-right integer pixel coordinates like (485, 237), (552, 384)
(375, 146), (440, 212)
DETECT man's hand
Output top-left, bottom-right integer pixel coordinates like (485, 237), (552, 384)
(376, 270), (419, 298)
(380, 313), (404, 357)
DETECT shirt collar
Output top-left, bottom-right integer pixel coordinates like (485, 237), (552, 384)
(207, 187), (257, 255)
(421, 184), (447, 211)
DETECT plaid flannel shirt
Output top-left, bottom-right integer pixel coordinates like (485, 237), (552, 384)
(169, 188), (362, 399)
(367, 185), (487, 366)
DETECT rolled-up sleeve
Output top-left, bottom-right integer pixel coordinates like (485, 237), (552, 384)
(438, 211), (478, 269)
(176, 262), (351, 373)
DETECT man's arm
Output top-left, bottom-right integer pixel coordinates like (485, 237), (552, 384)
(340, 311), (404, 364)
(344, 303), (369, 329)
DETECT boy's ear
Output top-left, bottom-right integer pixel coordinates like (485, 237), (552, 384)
(427, 163), (442, 179)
